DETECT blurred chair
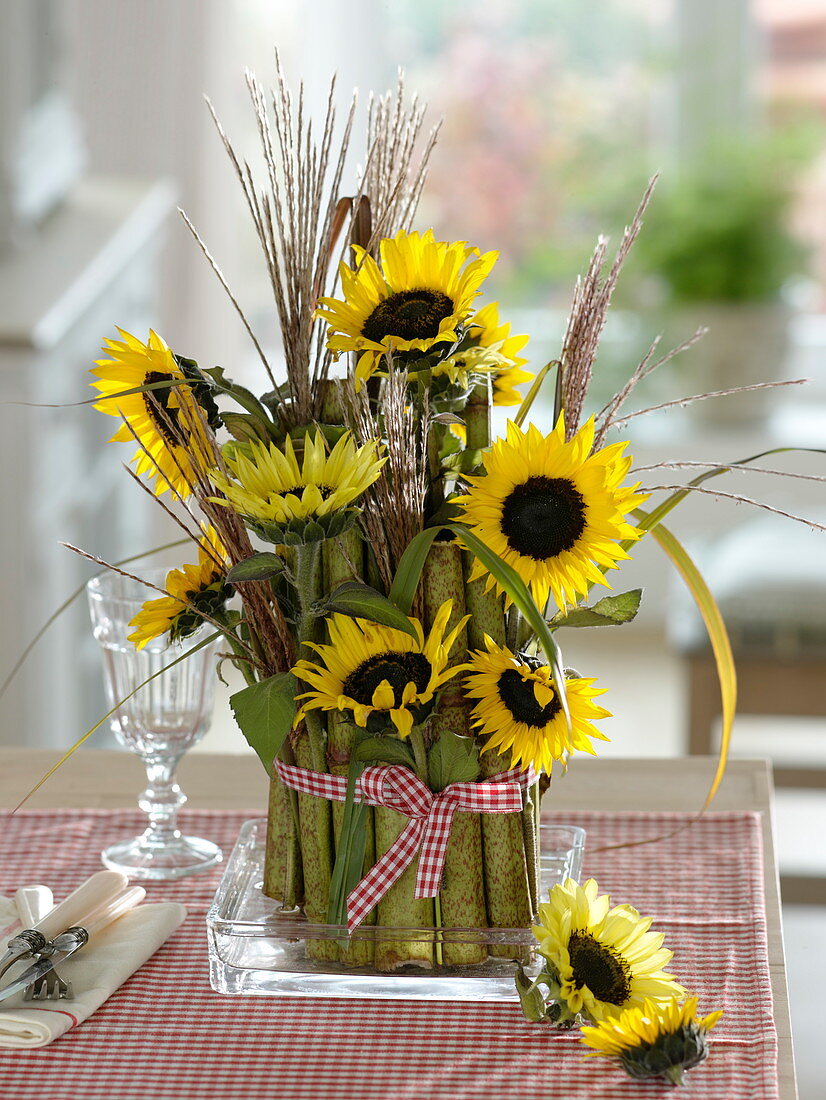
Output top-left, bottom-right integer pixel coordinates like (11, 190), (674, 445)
(670, 516), (826, 903)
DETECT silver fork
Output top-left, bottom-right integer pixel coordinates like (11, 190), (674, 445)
(24, 967), (73, 1001)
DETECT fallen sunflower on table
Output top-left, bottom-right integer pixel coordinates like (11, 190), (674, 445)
(580, 995), (724, 1086)
(520, 877), (684, 1026)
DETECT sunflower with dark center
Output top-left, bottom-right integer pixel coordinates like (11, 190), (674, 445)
(463, 637), (610, 774)
(292, 602), (468, 737)
(454, 415), (648, 613)
(466, 301), (532, 407)
(532, 878), (684, 1024)
(128, 526), (231, 649)
(210, 430), (385, 546)
(315, 229), (497, 390)
(91, 328), (216, 498)
(580, 995), (723, 1086)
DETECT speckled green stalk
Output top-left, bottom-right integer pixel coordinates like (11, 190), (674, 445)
(462, 550), (533, 958)
(328, 712), (376, 966)
(373, 803), (435, 971)
(464, 380), (491, 452)
(262, 758), (303, 907)
(293, 542), (337, 961)
(423, 540), (487, 965)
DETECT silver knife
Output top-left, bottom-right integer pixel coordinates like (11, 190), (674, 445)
(0, 927), (88, 1004)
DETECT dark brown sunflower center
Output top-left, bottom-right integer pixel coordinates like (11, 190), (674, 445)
(281, 484), (333, 499)
(568, 930), (631, 1006)
(361, 289), (454, 343)
(143, 370), (184, 446)
(497, 668), (560, 728)
(343, 651), (432, 708)
(500, 476), (586, 561)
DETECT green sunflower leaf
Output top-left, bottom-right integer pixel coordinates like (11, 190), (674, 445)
(388, 527), (442, 614)
(428, 729), (480, 792)
(319, 582), (417, 638)
(352, 736), (416, 768)
(445, 523), (571, 731)
(226, 552), (286, 584)
(552, 589), (643, 629)
(229, 672), (297, 773)
(221, 411), (272, 444)
(515, 964), (550, 1023)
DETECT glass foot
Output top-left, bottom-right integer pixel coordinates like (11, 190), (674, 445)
(102, 832), (223, 881)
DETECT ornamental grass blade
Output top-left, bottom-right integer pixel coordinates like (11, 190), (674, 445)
(514, 360), (558, 429)
(637, 446), (826, 536)
(11, 630), (221, 813)
(327, 756), (368, 931)
(388, 527), (441, 614)
(0, 539), (190, 702)
(645, 523), (736, 809)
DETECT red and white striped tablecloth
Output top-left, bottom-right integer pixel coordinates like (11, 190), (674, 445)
(0, 808), (777, 1100)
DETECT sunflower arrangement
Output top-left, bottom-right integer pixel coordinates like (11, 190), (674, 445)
(52, 62), (813, 1072)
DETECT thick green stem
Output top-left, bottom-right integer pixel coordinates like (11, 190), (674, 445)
(464, 380), (491, 452)
(374, 806), (435, 971)
(480, 750), (532, 961)
(328, 712), (375, 966)
(422, 540), (487, 965)
(293, 541), (336, 960)
(463, 551), (533, 958)
(324, 527), (363, 591)
(522, 781), (541, 914)
(462, 551), (506, 651)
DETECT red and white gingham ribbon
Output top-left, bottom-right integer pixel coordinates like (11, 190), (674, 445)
(274, 758), (533, 931)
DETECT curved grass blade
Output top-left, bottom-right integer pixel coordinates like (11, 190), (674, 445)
(637, 446), (826, 537)
(0, 539), (191, 701)
(646, 522), (736, 809)
(514, 360), (558, 429)
(388, 527), (441, 614)
(11, 630), (221, 813)
(446, 523), (570, 729)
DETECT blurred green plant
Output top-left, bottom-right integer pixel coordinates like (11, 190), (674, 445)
(634, 136), (811, 304)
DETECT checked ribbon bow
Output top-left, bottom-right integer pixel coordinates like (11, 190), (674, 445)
(274, 758), (533, 931)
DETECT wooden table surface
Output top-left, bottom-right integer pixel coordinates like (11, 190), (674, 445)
(0, 749), (796, 1099)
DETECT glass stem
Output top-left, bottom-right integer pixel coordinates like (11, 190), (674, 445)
(138, 756), (186, 846)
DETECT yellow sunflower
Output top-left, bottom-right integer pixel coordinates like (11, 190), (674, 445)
(532, 877), (684, 1024)
(91, 328), (216, 497)
(467, 302), (532, 406)
(316, 229), (497, 388)
(292, 602), (468, 737)
(454, 415), (647, 612)
(128, 526), (231, 649)
(463, 637), (610, 773)
(580, 996), (723, 1085)
(210, 430), (384, 545)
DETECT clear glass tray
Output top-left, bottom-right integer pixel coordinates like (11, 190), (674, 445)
(207, 818), (585, 1000)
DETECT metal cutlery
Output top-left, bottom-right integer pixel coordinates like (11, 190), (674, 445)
(1, 885), (146, 1005)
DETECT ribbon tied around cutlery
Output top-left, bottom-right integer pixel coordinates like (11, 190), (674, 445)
(275, 759), (533, 931)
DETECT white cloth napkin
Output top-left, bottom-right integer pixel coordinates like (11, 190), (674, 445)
(0, 895), (187, 1048)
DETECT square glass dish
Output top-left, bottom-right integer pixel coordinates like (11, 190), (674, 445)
(207, 818), (585, 1000)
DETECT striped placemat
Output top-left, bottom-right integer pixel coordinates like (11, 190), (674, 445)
(0, 808), (778, 1099)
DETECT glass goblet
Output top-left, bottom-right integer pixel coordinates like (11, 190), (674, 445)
(87, 569), (223, 880)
